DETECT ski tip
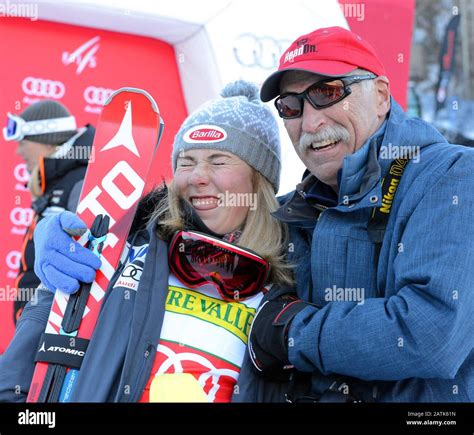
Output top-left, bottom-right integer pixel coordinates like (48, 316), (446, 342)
(105, 87), (160, 114)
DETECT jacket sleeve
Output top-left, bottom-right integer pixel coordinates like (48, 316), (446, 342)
(0, 286), (53, 402)
(289, 152), (474, 381)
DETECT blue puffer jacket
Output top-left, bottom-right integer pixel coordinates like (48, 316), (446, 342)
(0, 223), (290, 402)
(274, 99), (474, 402)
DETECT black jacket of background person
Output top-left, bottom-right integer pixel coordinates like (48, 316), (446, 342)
(13, 124), (95, 324)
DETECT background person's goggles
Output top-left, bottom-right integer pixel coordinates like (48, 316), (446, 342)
(3, 112), (77, 142)
(274, 74), (376, 119)
(169, 230), (270, 301)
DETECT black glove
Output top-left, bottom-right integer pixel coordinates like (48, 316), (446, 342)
(248, 294), (308, 380)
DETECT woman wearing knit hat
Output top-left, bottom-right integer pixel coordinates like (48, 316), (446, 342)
(3, 100), (95, 324)
(0, 81), (295, 402)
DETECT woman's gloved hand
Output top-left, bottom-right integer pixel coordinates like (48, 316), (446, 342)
(33, 211), (102, 294)
(248, 294), (308, 380)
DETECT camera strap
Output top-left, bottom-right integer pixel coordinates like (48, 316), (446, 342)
(367, 157), (409, 272)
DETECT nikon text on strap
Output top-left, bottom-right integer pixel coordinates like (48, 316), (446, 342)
(367, 158), (409, 270)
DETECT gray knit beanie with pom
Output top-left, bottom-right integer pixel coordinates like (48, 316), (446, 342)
(171, 80), (281, 192)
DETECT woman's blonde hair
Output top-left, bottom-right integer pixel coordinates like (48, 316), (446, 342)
(150, 170), (293, 286)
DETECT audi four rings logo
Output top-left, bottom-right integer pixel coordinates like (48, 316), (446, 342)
(233, 34), (291, 69)
(14, 164), (29, 183)
(121, 264), (142, 282)
(22, 77), (66, 99)
(83, 86), (115, 106)
(6, 251), (21, 270)
(10, 207), (34, 227)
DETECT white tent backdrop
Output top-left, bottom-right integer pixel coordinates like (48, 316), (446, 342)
(19, 0), (348, 193)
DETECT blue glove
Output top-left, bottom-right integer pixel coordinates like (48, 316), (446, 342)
(34, 211), (102, 294)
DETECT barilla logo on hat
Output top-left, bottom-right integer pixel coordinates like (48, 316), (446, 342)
(283, 38), (316, 64)
(183, 125), (227, 143)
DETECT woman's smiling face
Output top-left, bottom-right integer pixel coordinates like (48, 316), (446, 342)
(174, 148), (254, 234)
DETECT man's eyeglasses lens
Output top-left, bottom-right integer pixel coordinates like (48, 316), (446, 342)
(275, 74), (375, 119)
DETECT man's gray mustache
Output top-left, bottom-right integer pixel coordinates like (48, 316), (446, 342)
(297, 126), (350, 151)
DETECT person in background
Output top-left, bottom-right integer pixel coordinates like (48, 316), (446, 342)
(3, 100), (95, 324)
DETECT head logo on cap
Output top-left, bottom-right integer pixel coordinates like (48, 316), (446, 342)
(183, 124), (227, 143)
(283, 38), (316, 64)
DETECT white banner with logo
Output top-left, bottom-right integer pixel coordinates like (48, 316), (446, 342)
(35, 0), (347, 194)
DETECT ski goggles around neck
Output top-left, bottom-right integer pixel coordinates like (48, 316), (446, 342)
(169, 230), (270, 301)
(3, 112), (77, 142)
(274, 73), (376, 119)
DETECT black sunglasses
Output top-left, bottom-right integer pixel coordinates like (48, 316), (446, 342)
(275, 74), (377, 119)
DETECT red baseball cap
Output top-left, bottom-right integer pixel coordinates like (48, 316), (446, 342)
(260, 26), (387, 102)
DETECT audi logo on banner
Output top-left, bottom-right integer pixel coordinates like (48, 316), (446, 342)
(6, 251), (21, 270)
(22, 77), (66, 99)
(10, 207), (34, 227)
(233, 34), (291, 70)
(14, 163), (29, 191)
(83, 86), (115, 106)
(14, 163), (29, 184)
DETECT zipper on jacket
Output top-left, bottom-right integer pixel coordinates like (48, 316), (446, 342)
(310, 209), (328, 303)
(299, 227), (315, 303)
(315, 204), (328, 213)
(128, 234), (157, 402)
(317, 209), (327, 221)
(131, 344), (154, 402)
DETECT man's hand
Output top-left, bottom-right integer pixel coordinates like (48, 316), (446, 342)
(248, 294), (308, 380)
(34, 211), (102, 294)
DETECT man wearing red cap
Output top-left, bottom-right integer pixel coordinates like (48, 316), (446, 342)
(244, 27), (474, 402)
